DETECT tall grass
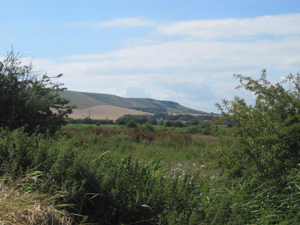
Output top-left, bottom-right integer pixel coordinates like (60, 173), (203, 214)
(1, 127), (299, 224)
(0, 174), (73, 225)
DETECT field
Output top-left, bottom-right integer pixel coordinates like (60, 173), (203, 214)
(70, 105), (152, 120)
(0, 124), (299, 224)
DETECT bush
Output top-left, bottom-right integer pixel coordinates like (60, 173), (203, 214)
(141, 123), (155, 132)
(0, 49), (74, 134)
(216, 70), (300, 185)
(126, 120), (138, 128)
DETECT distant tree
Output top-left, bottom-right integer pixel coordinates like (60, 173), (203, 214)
(141, 123), (154, 132)
(216, 70), (300, 184)
(147, 118), (157, 125)
(83, 117), (93, 124)
(126, 120), (137, 128)
(173, 121), (184, 127)
(164, 120), (172, 127)
(116, 115), (130, 125)
(190, 119), (199, 126)
(0, 49), (74, 134)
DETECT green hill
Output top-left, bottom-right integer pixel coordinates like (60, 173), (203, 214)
(60, 90), (208, 114)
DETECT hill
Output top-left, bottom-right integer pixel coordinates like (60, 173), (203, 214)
(70, 105), (152, 121)
(60, 90), (208, 120)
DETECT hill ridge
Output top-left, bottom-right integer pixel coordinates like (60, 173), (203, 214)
(60, 90), (208, 118)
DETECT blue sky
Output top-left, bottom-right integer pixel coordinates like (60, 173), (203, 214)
(1, 0), (300, 113)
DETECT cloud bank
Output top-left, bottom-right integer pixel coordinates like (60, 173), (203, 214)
(36, 14), (300, 112)
(156, 14), (300, 39)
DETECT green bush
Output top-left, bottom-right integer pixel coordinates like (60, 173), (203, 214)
(0, 49), (74, 134)
(126, 120), (138, 128)
(216, 71), (300, 185)
(141, 123), (155, 132)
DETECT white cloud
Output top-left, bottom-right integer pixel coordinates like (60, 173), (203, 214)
(68, 17), (154, 28)
(64, 36), (300, 75)
(28, 14), (300, 112)
(98, 17), (154, 28)
(156, 14), (300, 39)
(33, 37), (299, 112)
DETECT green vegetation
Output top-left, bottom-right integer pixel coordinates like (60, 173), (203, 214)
(0, 127), (215, 224)
(0, 49), (74, 135)
(216, 71), (300, 183)
(1, 121), (299, 224)
(1, 53), (300, 224)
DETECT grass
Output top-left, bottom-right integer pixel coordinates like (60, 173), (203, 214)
(0, 174), (73, 225)
(60, 126), (218, 167)
(0, 125), (299, 224)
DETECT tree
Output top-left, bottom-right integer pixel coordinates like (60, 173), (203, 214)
(0, 49), (74, 134)
(126, 120), (137, 128)
(164, 120), (172, 127)
(147, 118), (157, 125)
(190, 118), (199, 126)
(116, 115), (129, 125)
(216, 70), (300, 184)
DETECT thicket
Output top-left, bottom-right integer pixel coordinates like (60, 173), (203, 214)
(1, 124), (300, 224)
(0, 127), (213, 224)
(216, 71), (300, 184)
(66, 112), (215, 128)
(68, 117), (114, 125)
(115, 113), (215, 126)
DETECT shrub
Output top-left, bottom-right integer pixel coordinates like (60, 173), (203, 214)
(126, 120), (138, 128)
(0, 49), (74, 134)
(216, 70), (300, 185)
(141, 123), (155, 132)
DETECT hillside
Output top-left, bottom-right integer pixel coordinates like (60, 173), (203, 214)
(60, 90), (207, 119)
(70, 105), (152, 120)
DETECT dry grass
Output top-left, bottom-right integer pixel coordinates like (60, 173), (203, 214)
(69, 105), (152, 120)
(0, 175), (73, 225)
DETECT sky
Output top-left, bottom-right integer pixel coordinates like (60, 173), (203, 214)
(1, 0), (300, 113)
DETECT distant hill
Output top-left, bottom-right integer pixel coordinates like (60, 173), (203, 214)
(60, 90), (208, 119)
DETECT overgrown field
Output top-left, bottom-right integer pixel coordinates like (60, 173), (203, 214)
(1, 124), (299, 225)
(2, 49), (300, 224)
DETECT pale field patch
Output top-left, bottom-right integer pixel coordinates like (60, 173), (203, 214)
(69, 105), (153, 120)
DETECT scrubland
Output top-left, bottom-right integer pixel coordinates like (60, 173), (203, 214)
(1, 124), (299, 225)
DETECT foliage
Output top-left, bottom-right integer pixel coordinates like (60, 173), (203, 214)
(0, 49), (74, 134)
(216, 70), (300, 184)
(126, 120), (138, 128)
(0, 128), (209, 224)
(164, 120), (184, 127)
(141, 123), (155, 132)
(68, 118), (114, 125)
(1, 124), (300, 224)
(164, 120), (172, 127)
(115, 113), (215, 126)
